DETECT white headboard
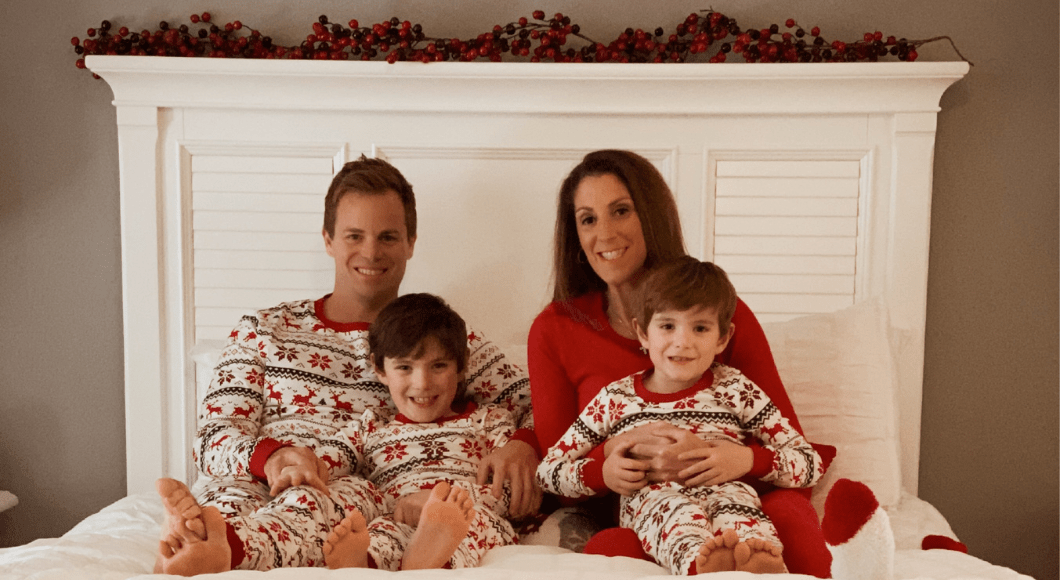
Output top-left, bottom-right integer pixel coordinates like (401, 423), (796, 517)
(87, 56), (966, 497)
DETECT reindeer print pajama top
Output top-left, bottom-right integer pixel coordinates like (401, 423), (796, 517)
(190, 296), (532, 570)
(536, 362), (823, 575)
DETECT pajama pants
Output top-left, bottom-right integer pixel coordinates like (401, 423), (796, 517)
(620, 481), (780, 575)
(367, 481), (518, 571)
(192, 474), (385, 570)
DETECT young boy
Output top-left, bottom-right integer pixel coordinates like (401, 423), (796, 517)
(323, 293), (519, 571)
(536, 257), (824, 575)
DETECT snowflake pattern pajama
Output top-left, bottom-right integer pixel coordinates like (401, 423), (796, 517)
(536, 362), (823, 575)
(191, 297), (532, 570)
(346, 403), (520, 570)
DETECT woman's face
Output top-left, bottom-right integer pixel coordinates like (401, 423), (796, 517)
(572, 173), (648, 289)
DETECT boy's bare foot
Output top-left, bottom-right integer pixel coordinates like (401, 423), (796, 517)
(694, 528), (738, 573)
(401, 482), (476, 570)
(734, 537), (785, 574)
(158, 506), (233, 576)
(323, 509), (370, 569)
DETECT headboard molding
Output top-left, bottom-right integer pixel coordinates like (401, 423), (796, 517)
(87, 56), (967, 496)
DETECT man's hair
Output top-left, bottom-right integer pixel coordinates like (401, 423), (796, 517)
(633, 257), (738, 336)
(368, 293), (470, 397)
(323, 155), (417, 239)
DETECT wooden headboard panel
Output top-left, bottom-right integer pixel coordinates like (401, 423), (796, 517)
(87, 56), (966, 496)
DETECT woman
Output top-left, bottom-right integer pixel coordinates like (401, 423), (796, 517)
(528, 150), (831, 577)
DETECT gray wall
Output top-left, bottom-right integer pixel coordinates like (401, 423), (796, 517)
(1, 1), (1056, 579)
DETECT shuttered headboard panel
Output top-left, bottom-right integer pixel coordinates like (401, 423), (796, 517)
(87, 56), (967, 496)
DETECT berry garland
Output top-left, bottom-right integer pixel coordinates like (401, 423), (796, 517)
(72, 10), (970, 78)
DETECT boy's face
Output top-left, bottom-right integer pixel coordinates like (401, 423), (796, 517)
(636, 306), (733, 391)
(323, 190), (415, 308)
(375, 336), (461, 423)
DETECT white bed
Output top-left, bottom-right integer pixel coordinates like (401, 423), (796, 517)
(0, 56), (1031, 580)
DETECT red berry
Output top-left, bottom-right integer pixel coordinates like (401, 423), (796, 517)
(201, 12), (211, 23)
(71, 36), (80, 46)
(233, 21), (242, 30)
(75, 58), (86, 69)
(118, 26), (129, 37)
(874, 31), (883, 41)
(348, 19), (359, 28)
(87, 28), (96, 37)
(785, 19), (795, 28)
(810, 26), (820, 36)
(864, 32), (873, 42)
(907, 49), (918, 61)
(518, 16), (528, 26)
(190, 14), (200, 23)
(554, 12), (563, 21)
(886, 35), (896, 45)
(532, 10), (545, 20)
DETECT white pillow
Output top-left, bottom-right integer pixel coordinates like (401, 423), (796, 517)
(761, 299), (903, 513)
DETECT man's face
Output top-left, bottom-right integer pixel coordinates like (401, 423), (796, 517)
(323, 190), (415, 307)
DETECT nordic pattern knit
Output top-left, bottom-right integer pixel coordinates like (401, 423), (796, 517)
(537, 363), (822, 575)
(536, 363), (823, 500)
(345, 403), (519, 570)
(195, 296), (533, 480)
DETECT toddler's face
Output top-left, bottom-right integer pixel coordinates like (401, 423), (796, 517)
(636, 306), (732, 391)
(376, 337), (460, 423)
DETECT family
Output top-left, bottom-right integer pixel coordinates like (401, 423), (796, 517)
(154, 150), (834, 577)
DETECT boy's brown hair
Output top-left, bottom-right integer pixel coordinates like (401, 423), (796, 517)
(633, 256), (738, 336)
(368, 293), (470, 398)
(323, 154), (417, 239)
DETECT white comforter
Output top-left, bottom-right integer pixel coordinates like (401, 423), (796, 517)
(0, 493), (1031, 580)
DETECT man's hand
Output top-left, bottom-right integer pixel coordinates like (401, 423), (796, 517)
(263, 446), (330, 496)
(393, 489), (431, 525)
(676, 439), (754, 487)
(602, 439), (651, 496)
(476, 439), (542, 519)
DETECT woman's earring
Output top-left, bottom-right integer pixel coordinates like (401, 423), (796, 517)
(577, 250), (588, 264)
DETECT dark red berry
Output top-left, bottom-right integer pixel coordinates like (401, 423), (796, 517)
(785, 19), (795, 28)
(201, 12), (211, 23)
(810, 26), (820, 36)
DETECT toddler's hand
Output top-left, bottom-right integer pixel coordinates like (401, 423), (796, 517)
(677, 440), (753, 487)
(602, 439), (652, 496)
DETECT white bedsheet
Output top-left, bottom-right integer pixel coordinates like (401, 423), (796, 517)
(0, 493), (1031, 580)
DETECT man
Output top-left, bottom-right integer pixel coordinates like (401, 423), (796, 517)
(155, 155), (539, 575)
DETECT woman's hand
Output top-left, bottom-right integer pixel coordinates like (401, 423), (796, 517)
(676, 439), (753, 487)
(476, 439), (543, 519)
(602, 439), (652, 496)
(605, 422), (703, 483)
(263, 446), (330, 496)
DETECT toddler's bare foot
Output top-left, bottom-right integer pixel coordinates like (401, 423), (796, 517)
(158, 506), (232, 576)
(734, 537), (785, 574)
(401, 482), (476, 570)
(694, 528), (738, 573)
(323, 509), (370, 569)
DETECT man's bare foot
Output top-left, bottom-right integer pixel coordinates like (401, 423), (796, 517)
(694, 528), (738, 573)
(158, 506), (233, 576)
(401, 482), (476, 570)
(156, 478), (206, 538)
(734, 537), (785, 574)
(323, 509), (370, 569)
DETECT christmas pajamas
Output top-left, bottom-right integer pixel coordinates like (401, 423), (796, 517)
(192, 297), (532, 570)
(346, 404), (520, 570)
(536, 363), (823, 575)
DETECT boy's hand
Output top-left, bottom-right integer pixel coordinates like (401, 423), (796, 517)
(476, 440), (542, 519)
(608, 422), (700, 483)
(263, 446), (330, 496)
(676, 440), (753, 487)
(602, 439), (651, 496)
